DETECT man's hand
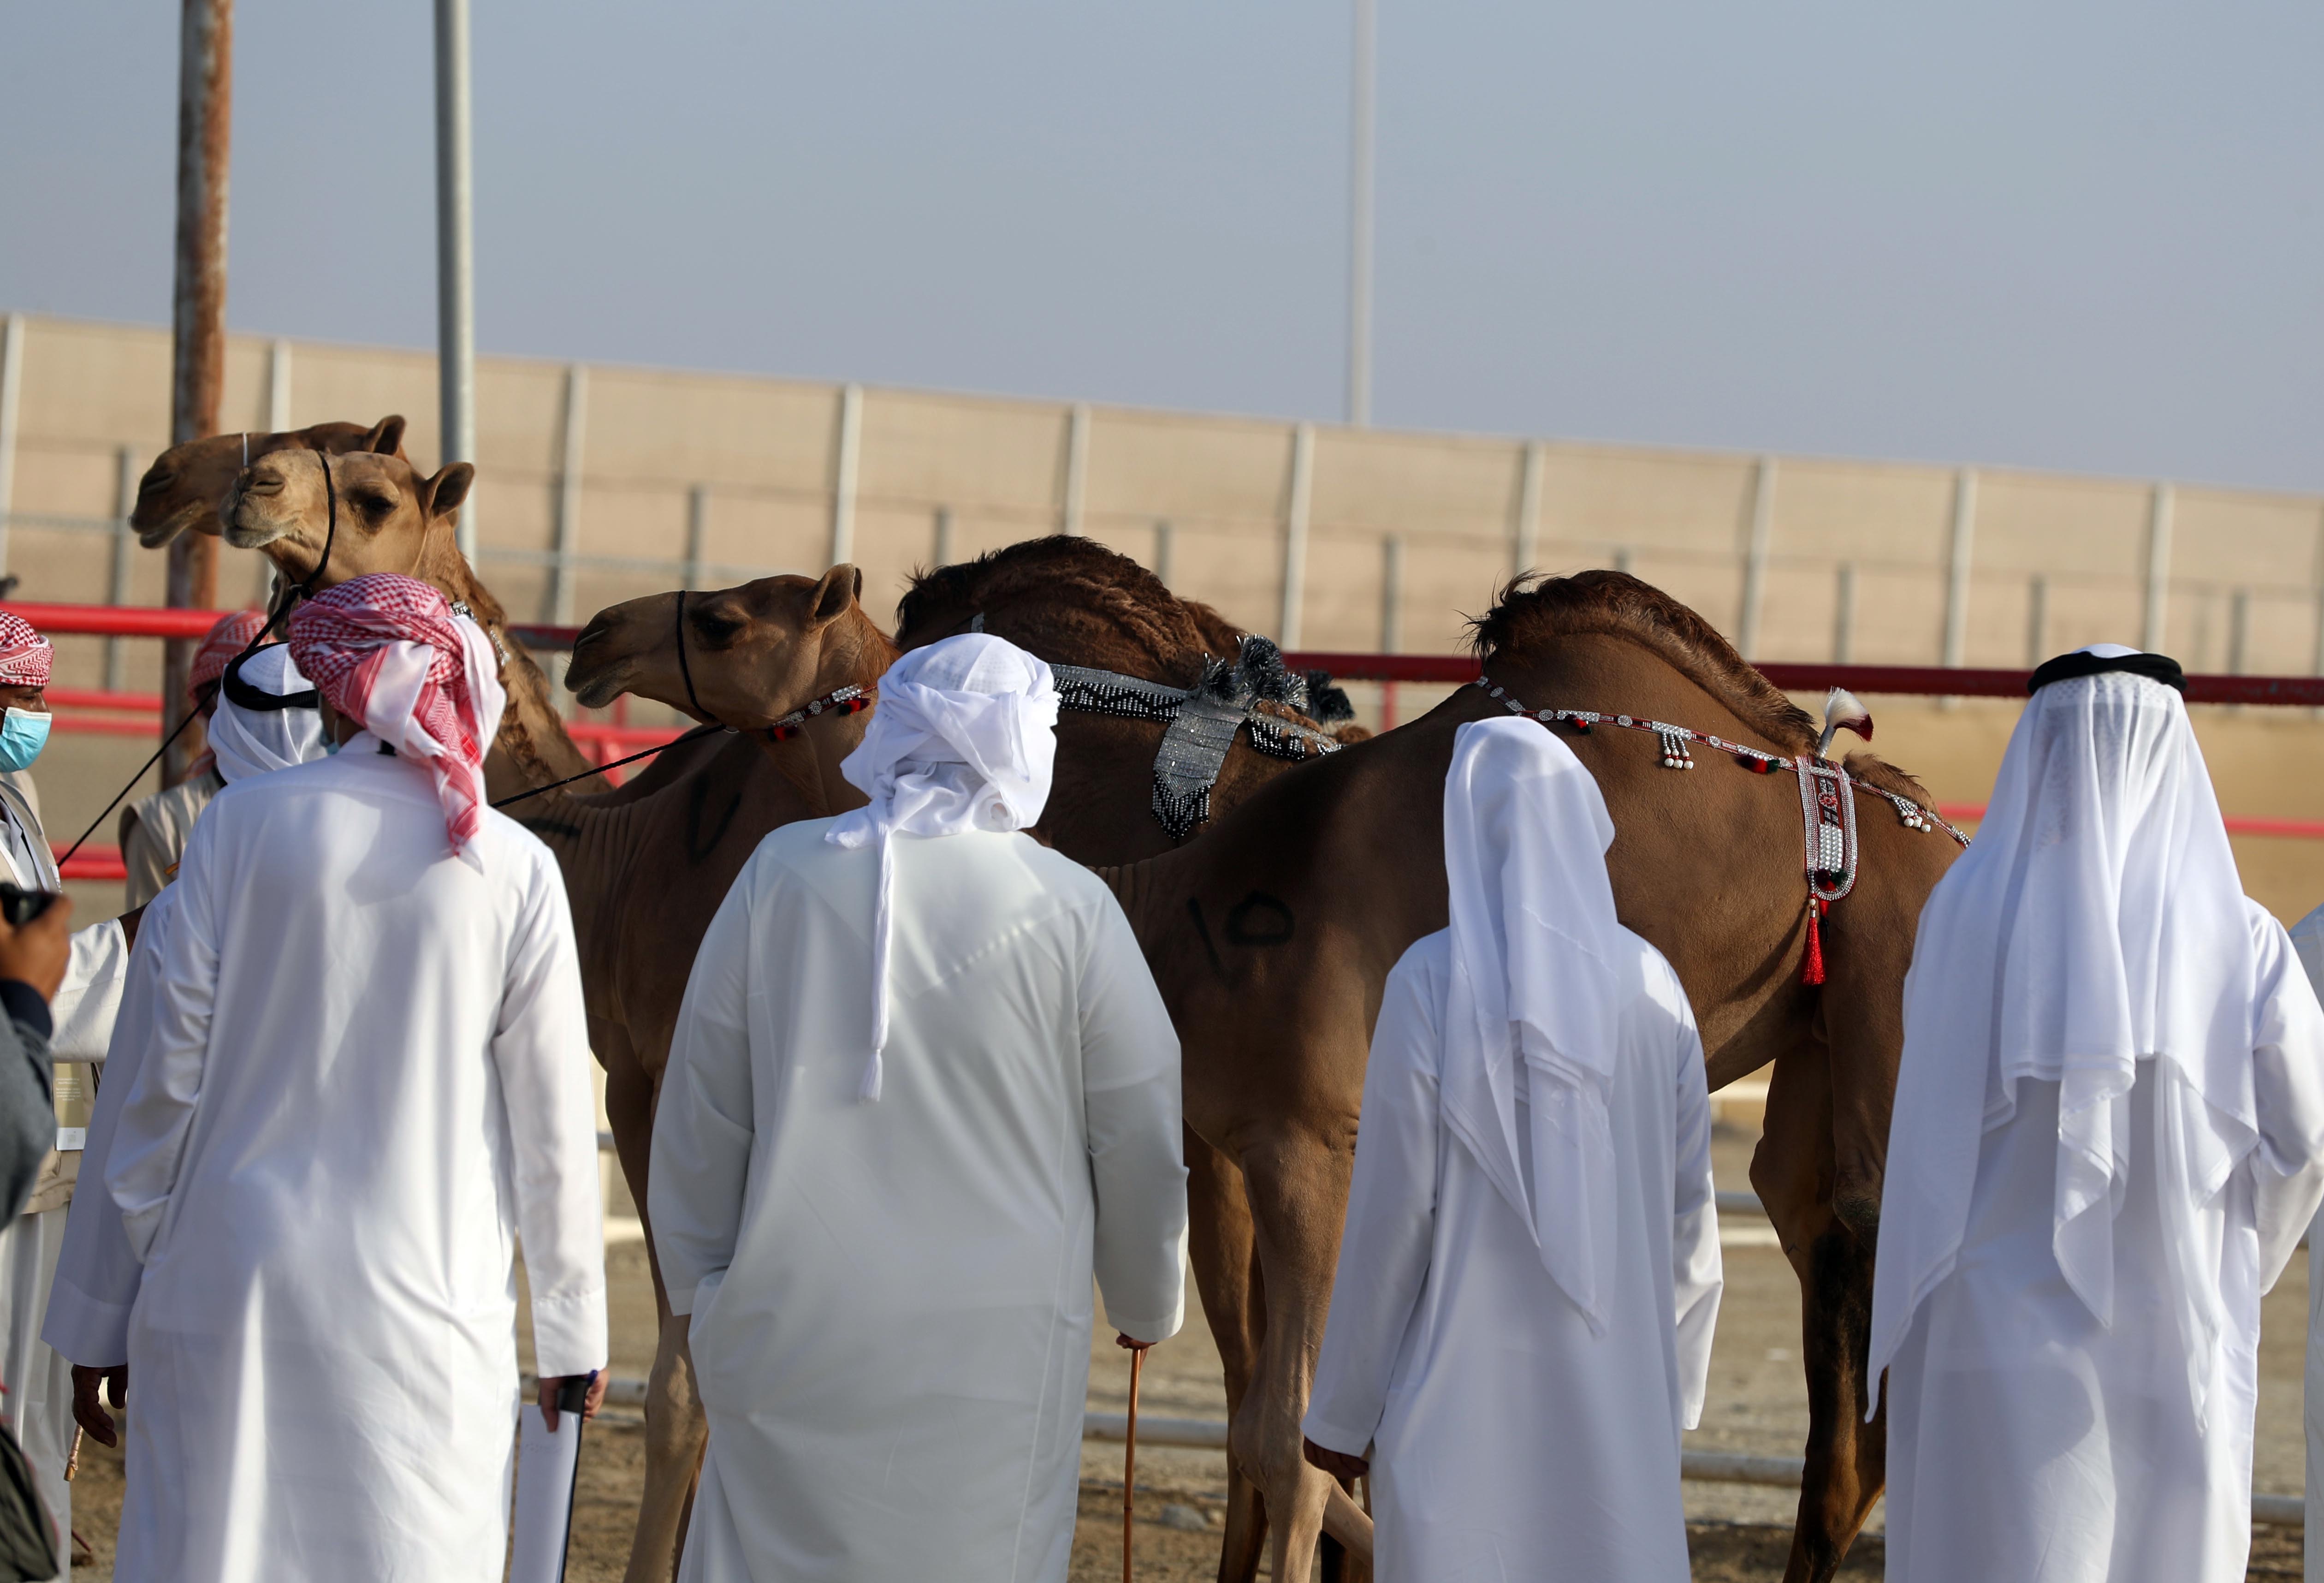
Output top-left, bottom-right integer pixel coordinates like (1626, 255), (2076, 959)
(0, 894), (71, 1003)
(71, 1364), (126, 1448)
(1303, 1436), (1369, 1481)
(537, 1371), (607, 1432)
(1114, 1333), (1154, 1353)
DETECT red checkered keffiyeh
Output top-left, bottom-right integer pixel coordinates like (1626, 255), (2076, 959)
(0, 613), (53, 690)
(287, 575), (507, 866)
(187, 608), (271, 778)
(189, 609), (270, 703)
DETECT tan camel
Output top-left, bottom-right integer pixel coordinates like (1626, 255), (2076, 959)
(130, 415), (410, 548)
(213, 446), (592, 793)
(566, 537), (1357, 1581)
(1066, 569), (1962, 1583)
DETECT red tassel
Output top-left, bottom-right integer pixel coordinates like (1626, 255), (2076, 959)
(1802, 898), (1826, 986)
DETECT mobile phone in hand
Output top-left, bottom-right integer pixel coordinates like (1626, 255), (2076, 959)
(0, 884), (56, 928)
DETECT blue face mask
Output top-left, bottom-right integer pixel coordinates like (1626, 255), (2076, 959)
(0, 708), (49, 773)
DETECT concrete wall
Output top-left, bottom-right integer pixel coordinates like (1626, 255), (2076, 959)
(6, 310), (2324, 927)
(7, 310), (2320, 693)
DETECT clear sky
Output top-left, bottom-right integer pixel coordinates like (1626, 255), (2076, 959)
(6, 2), (2322, 492)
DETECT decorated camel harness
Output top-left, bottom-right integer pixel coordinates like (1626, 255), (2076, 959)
(1473, 677), (1970, 984)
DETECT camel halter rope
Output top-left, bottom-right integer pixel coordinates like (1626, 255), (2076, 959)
(491, 592), (872, 809)
(55, 449), (349, 869)
(1474, 676), (1969, 985)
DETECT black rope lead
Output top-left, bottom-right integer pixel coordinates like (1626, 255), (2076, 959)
(490, 723), (726, 810)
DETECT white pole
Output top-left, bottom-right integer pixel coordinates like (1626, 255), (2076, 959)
(1153, 519), (1174, 588)
(1513, 440), (1543, 580)
(684, 485), (708, 591)
(2143, 483), (2174, 653)
(1280, 423), (1315, 646)
(829, 383), (862, 566)
(264, 337), (291, 431)
(551, 364), (587, 625)
(1061, 403), (1090, 536)
(0, 315), (23, 577)
(1942, 468), (1977, 668)
(434, 0), (478, 561)
(1346, 0), (1375, 427)
(1737, 456), (1778, 661)
(2027, 575), (2050, 667)
(933, 506), (955, 568)
(2229, 588), (2252, 676)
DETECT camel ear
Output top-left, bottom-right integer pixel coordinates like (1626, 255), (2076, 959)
(422, 463), (475, 522)
(808, 564), (858, 629)
(365, 415), (408, 456)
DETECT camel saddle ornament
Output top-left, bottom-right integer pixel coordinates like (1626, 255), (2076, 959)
(1471, 678), (1967, 987)
(1051, 635), (1345, 839)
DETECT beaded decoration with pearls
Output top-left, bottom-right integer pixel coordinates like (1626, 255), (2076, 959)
(763, 683), (872, 742)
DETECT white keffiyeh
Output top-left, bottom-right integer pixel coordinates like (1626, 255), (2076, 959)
(826, 633), (1059, 1101)
(1869, 647), (2260, 1426)
(1441, 716), (1627, 1333)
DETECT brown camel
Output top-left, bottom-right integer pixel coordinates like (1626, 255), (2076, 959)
(1067, 569), (1962, 1583)
(567, 536), (1358, 1581)
(130, 415), (410, 549)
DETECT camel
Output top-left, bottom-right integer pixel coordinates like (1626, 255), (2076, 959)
(565, 536), (1361, 1581)
(210, 445), (593, 794)
(130, 415), (410, 549)
(1048, 568), (1964, 1583)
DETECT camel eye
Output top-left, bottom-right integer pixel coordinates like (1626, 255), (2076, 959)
(692, 612), (743, 647)
(357, 492), (396, 518)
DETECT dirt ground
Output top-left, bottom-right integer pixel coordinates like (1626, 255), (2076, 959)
(50, 1113), (2316, 1581)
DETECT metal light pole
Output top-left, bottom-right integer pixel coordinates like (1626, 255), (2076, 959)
(1346, 0), (1376, 428)
(435, 0), (479, 561)
(163, 0), (232, 787)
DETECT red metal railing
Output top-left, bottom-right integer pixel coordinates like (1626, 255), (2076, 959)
(14, 603), (2324, 860)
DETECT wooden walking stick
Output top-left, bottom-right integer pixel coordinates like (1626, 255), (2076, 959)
(1122, 1345), (1145, 1583)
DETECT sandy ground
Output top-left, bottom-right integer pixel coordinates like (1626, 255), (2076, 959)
(49, 1113), (2316, 1580)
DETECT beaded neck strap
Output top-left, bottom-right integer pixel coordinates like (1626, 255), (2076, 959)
(764, 682), (872, 742)
(1473, 673), (1967, 987)
(1468, 676), (1966, 845)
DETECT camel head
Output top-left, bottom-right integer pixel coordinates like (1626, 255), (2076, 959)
(132, 416), (408, 549)
(567, 566), (893, 727)
(219, 446), (472, 594)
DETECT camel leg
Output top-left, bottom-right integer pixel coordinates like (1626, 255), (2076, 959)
(1184, 1130), (1271, 1583)
(1233, 1131), (1375, 1583)
(605, 1048), (711, 1583)
(1750, 1035), (1880, 1583)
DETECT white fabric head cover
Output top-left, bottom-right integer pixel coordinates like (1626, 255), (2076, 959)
(1868, 648), (2258, 1425)
(1441, 716), (1626, 1334)
(209, 645), (328, 784)
(826, 633), (1060, 1101)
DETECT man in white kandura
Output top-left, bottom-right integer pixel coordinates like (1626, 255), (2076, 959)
(2282, 901), (2324, 1578)
(1869, 644), (2324, 1583)
(45, 641), (330, 1460)
(1301, 716), (1723, 1583)
(652, 632), (1189, 1583)
(104, 575), (608, 1582)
